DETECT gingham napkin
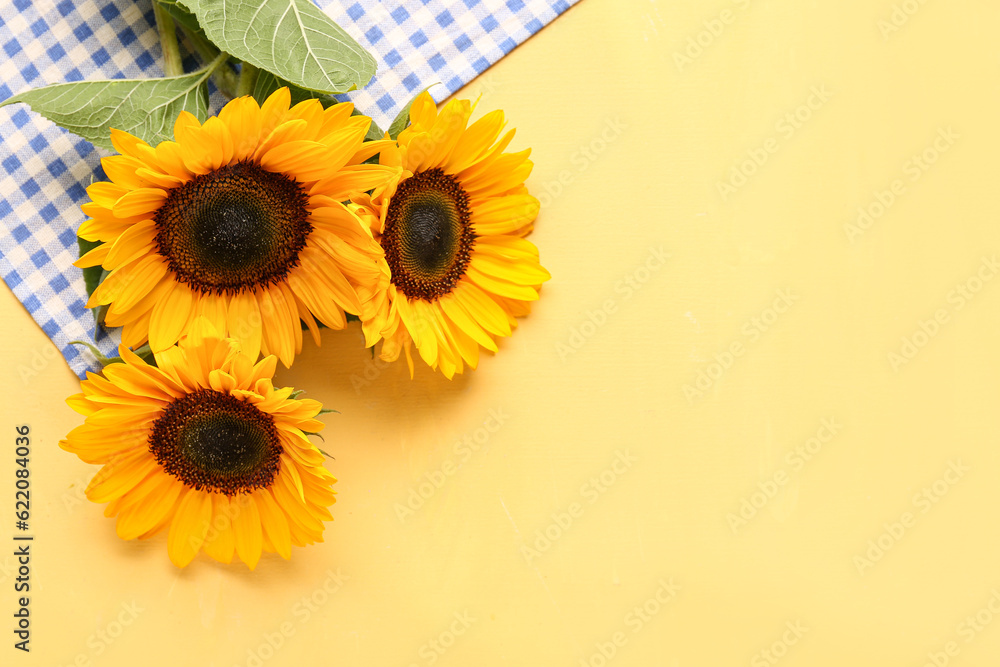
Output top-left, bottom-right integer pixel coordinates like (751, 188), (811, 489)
(0, 0), (577, 378)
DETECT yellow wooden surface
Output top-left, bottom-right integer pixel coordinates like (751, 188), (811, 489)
(4, 0), (1000, 664)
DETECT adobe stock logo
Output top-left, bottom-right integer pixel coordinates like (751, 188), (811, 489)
(17, 343), (62, 385)
(54, 601), (144, 667)
(394, 409), (508, 522)
(878, 0), (933, 40)
(672, 0), (754, 72)
(920, 588), (1000, 667)
(844, 126), (958, 243)
(578, 578), (681, 667)
(234, 569), (349, 667)
(727, 418), (842, 534)
(888, 255), (998, 371)
(683, 288), (799, 402)
(717, 86), (833, 201)
(853, 460), (968, 575)
(535, 118), (628, 211)
(750, 621), (809, 667)
(556, 247), (668, 363)
(520, 450), (638, 564)
(406, 610), (477, 666)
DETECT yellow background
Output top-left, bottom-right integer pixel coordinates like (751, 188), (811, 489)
(4, 0), (1000, 664)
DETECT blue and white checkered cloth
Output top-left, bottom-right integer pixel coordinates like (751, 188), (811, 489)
(0, 0), (577, 378)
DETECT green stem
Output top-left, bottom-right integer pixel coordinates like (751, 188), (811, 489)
(69, 340), (114, 367)
(236, 62), (259, 98)
(182, 25), (218, 63)
(179, 26), (239, 97)
(152, 1), (183, 77)
(216, 67), (240, 99)
(205, 51), (232, 78)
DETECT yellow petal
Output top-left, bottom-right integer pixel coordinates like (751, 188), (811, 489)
(286, 98), (326, 138)
(470, 252), (551, 285)
(153, 141), (193, 180)
(193, 292), (229, 340)
(87, 181), (128, 207)
(173, 110), (202, 142)
(419, 98), (471, 171)
(439, 293), (498, 352)
(447, 109), (505, 173)
(397, 296), (438, 367)
(253, 119), (308, 162)
(232, 495), (263, 570)
(227, 290), (263, 361)
(471, 194), (539, 236)
(134, 167), (184, 189)
(466, 265), (540, 301)
(462, 151), (533, 197)
(219, 95), (263, 161)
(74, 243), (110, 268)
(115, 476), (183, 541)
(452, 281), (512, 336)
(101, 155), (155, 190)
(97, 255), (169, 314)
(112, 188), (166, 219)
(66, 393), (98, 416)
(208, 368), (238, 393)
(167, 488), (212, 567)
(280, 454), (306, 502)
(258, 139), (337, 182)
(474, 234), (540, 260)
(285, 265), (346, 330)
(86, 450), (158, 504)
(407, 91), (438, 131)
(148, 283), (195, 352)
(201, 494), (236, 563)
(256, 489), (292, 559)
(109, 128), (151, 159)
(257, 286), (297, 367)
(310, 164), (396, 202)
(103, 219), (157, 270)
(259, 86), (292, 139)
(299, 246), (363, 314)
(201, 116), (235, 168)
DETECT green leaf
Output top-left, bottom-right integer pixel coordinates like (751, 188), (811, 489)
(386, 107), (410, 141)
(77, 236), (102, 297)
(131, 343), (156, 365)
(364, 115), (385, 142)
(77, 236), (111, 327)
(0, 62), (220, 151)
(364, 116), (385, 142)
(185, 0), (376, 94)
(155, 0), (202, 35)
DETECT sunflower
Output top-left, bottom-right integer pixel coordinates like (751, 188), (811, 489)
(351, 92), (551, 378)
(76, 87), (394, 366)
(60, 319), (336, 569)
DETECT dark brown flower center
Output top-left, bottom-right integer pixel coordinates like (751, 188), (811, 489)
(381, 169), (475, 301)
(148, 389), (282, 495)
(154, 160), (311, 295)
